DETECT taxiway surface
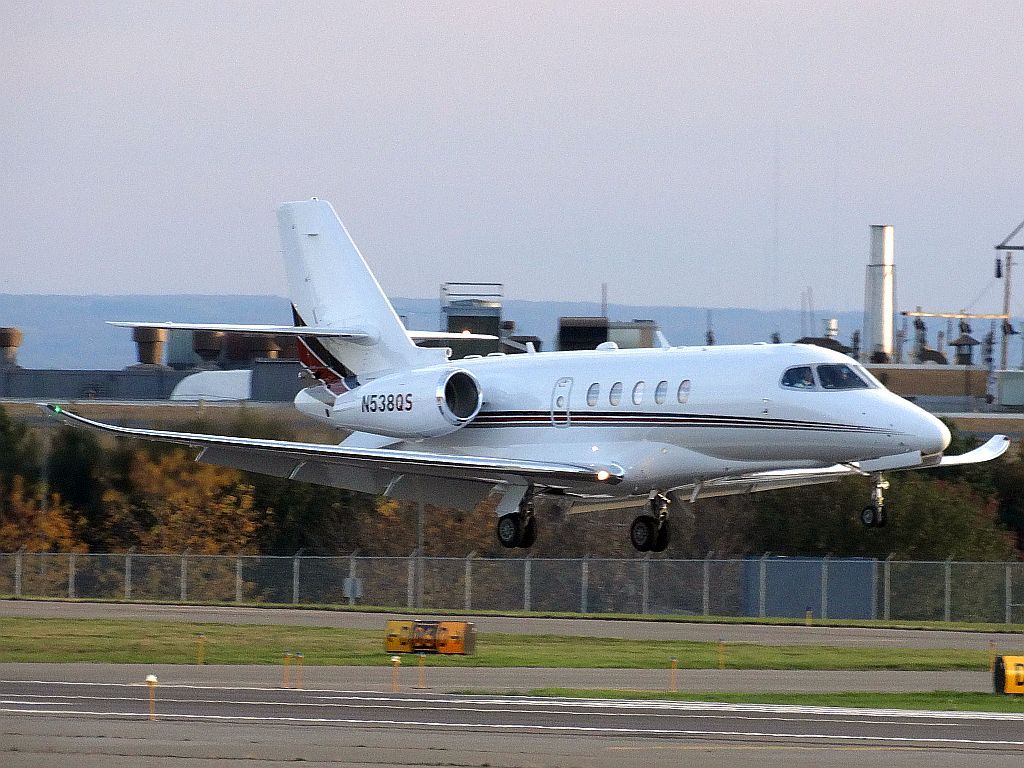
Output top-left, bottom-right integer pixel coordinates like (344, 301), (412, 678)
(4, 599), (1023, 650)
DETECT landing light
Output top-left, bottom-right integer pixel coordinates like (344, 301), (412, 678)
(596, 470), (610, 481)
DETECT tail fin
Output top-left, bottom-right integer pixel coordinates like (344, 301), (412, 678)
(277, 200), (441, 378)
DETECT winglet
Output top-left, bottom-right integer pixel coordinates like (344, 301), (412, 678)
(938, 434), (1011, 466)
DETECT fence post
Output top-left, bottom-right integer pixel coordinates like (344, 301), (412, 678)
(523, 557), (532, 612)
(943, 558), (952, 623)
(464, 552), (475, 611)
(180, 550), (189, 602)
(883, 555), (892, 620)
(702, 552), (712, 617)
(580, 556), (589, 614)
(871, 559), (879, 620)
(125, 549), (133, 601)
(641, 555), (650, 616)
(68, 553), (76, 599)
(292, 551), (302, 605)
(758, 554), (768, 618)
(235, 556), (243, 603)
(1006, 563), (1013, 626)
(348, 551), (358, 607)
(820, 556), (829, 620)
(406, 550), (416, 609)
(14, 548), (23, 598)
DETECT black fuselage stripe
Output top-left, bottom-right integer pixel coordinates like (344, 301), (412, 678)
(470, 412), (891, 433)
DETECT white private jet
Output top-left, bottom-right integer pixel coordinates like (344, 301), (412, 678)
(44, 199), (1010, 552)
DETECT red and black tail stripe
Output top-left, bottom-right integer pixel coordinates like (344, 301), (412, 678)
(291, 305), (359, 392)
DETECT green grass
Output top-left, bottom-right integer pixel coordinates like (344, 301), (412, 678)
(0, 617), (1004, 669)
(523, 688), (1024, 714)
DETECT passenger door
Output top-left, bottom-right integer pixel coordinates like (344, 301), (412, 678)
(551, 377), (573, 428)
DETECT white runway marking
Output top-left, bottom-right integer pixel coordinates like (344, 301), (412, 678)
(3, 680), (1023, 722)
(2, 705), (1023, 748)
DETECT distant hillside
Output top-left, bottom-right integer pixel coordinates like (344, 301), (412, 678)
(0, 294), (864, 370)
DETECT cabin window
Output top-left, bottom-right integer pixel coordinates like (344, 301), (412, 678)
(677, 379), (691, 404)
(781, 366), (816, 389)
(655, 380), (668, 404)
(817, 363), (870, 390)
(586, 382), (600, 407)
(609, 382), (623, 406)
(632, 381), (645, 405)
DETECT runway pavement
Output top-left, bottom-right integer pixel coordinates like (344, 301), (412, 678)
(1, 676), (1022, 767)
(4, 599), (1023, 650)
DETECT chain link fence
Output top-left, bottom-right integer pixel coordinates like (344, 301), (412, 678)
(2, 551), (1023, 623)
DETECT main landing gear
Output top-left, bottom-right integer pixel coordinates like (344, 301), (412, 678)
(497, 492), (537, 549)
(630, 494), (671, 552)
(860, 473), (889, 528)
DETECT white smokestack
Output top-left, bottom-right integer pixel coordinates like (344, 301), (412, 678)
(862, 225), (894, 362)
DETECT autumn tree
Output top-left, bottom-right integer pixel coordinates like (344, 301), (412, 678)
(101, 447), (262, 554)
(0, 475), (84, 552)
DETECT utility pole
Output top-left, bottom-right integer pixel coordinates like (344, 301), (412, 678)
(997, 218), (1024, 370)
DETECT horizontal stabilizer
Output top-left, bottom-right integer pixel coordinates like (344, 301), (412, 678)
(407, 330), (499, 341)
(109, 321), (496, 343)
(109, 321), (375, 342)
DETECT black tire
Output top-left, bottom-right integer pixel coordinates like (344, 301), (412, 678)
(497, 514), (522, 548)
(519, 516), (537, 548)
(630, 515), (657, 552)
(860, 505), (879, 527)
(876, 507), (887, 528)
(651, 519), (671, 552)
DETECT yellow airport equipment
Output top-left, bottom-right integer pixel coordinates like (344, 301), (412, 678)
(384, 620), (415, 653)
(385, 620), (476, 655)
(994, 656), (1024, 694)
(436, 621), (476, 655)
(412, 621), (440, 652)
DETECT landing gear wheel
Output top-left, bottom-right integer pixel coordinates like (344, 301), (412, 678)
(860, 505), (882, 528)
(875, 507), (887, 528)
(519, 515), (537, 548)
(497, 514), (522, 548)
(630, 515), (657, 552)
(651, 519), (671, 553)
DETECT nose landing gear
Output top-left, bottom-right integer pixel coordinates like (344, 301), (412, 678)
(860, 474), (889, 528)
(630, 493), (671, 552)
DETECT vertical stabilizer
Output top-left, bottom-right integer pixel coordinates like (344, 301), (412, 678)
(277, 200), (438, 378)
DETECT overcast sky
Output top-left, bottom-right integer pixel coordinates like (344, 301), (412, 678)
(2, 2), (1023, 314)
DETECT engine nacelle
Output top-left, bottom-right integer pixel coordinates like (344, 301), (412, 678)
(330, 368), (483, 438)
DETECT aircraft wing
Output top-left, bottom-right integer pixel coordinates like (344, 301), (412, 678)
(39, 405), (621, 489)
(108, 321), (497, 342)
(673, 434), (1011, 501)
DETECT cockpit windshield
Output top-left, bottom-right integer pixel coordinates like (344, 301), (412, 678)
(816, 363), (871, 390)
(781, 366), (816, 389)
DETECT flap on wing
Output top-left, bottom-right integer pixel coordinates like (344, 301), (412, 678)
(42, 405), (622, 489)
(407, 330), (499, 341)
